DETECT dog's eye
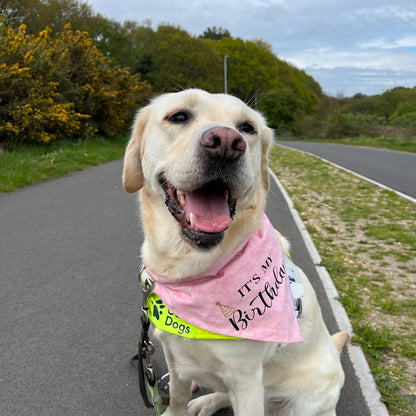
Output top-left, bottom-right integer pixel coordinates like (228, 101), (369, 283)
(167, 111), (191, 124)
(238, 122), (256, 134)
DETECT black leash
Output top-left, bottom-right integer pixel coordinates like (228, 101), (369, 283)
(138, 314), (157, 408)
(130, 268), (164, 413)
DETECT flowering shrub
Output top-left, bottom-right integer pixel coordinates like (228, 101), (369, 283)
(0, 24), (150, 144)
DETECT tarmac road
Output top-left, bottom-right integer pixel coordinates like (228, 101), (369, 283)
(277, 140), (416, 200)
(1, 158), (373, 416)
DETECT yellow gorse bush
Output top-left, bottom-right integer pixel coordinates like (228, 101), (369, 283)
(0, 23), (150, 144)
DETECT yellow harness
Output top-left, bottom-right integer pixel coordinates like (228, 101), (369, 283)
(146, 291), (240, 340)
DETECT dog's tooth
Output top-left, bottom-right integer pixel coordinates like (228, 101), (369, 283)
(189, 212), (195, 228)
(177, 191), (186, 206)
(224, 189), (229, 199)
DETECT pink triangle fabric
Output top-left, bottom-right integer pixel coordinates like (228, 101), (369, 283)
(145, 214), (303, 343)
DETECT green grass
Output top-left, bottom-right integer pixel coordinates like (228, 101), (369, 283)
(364, 223), (416, 245)
(270, 145), (416, 416)
(0, 135), (129, 193)
(279, 136), (416, 153)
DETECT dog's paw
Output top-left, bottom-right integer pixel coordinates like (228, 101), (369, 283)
(162, 409), (188, 416)
(188, 396), (215, 416)
(188, 392), (230, 416)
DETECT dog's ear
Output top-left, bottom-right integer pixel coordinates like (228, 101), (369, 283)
(260, 126), (273, 191)
(122, 106), (151, 193)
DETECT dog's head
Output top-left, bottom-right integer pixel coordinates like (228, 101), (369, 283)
(123, 89), (273, 253)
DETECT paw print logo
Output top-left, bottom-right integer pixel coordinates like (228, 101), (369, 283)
(150, 298), (166, 320)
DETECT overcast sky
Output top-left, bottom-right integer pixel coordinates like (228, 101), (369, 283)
(86, 0), (416, 97)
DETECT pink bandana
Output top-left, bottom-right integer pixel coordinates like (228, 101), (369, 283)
(145, 214), (303, 343)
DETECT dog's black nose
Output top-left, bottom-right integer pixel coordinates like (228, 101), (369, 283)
(200, 127), (247, 161)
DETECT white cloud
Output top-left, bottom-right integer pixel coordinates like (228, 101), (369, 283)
(360, 5), (416, 21)
(283, 47), (416, 71)
(305, 66), (416, 97)
(360, 36), (416, 49)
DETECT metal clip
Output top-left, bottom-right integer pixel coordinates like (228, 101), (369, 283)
(296, 297), (305, 319)
(139, 266), (154, 320)
(142, 339), (156, 380)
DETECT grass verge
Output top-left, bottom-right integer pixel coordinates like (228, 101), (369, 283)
(0, 135), (128, 193)
(278, 136), (416, 153)
(270, 145), (415, 416)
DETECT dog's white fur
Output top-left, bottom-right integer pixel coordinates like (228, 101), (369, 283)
(123, 89), (348, 416)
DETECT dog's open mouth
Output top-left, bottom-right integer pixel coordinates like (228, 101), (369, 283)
(161, 178), (237, 249)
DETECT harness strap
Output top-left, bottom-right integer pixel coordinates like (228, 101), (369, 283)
(145, 290), (240, 340)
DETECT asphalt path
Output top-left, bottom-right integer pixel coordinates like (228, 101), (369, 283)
(277, 140), (416, 199)
(1, 159), (370, 416)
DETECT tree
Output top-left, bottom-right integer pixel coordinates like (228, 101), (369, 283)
(144, 25), (223, 92)
(0, 23), (151, 144)
(257, 88), (304, 131)
(199, 26), (230, 41)
(126, 22), (157, 74)
(0, 24), (89, 143)
(135, 25), (322, 119)
(210, 36), (283, 100)
(0, 0), (97, 33)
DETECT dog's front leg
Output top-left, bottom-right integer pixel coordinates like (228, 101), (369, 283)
(162, 349), (192, 416)
(162, 372), (192, 416)
(227, 367), (265, 416)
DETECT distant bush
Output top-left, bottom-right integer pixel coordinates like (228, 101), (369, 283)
(0, 24), (150, 145)
(389, 101), (416, 127)
(325, 111), (386, 138)
(323, 87), (416, 140)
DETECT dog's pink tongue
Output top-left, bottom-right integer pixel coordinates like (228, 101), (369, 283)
(184, 189), (231, 233)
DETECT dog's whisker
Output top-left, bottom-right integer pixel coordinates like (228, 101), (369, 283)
(243, 91), (255, 107)
(253, 93), (270, 107)
(172, 83), (186, 92)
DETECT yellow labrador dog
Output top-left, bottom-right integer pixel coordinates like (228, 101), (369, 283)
(123, 89), (348, 416)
